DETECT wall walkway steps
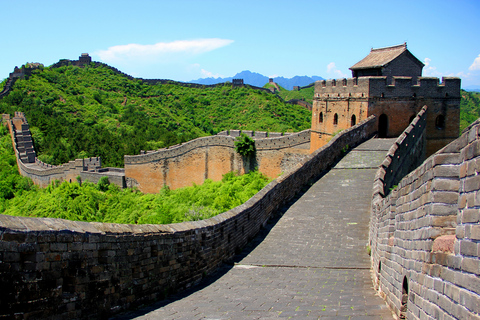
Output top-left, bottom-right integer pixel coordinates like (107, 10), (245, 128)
(114, 138), (396, 319)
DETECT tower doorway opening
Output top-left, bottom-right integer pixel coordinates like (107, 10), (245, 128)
(400, 276), (409, 319)
(378, 114), (388, 138)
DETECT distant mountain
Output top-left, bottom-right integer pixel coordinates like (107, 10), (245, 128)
(464, 85), (480, 92)
(189, 70), (324, 90)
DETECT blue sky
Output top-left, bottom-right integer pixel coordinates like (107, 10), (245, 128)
(1, 0), (480, 88)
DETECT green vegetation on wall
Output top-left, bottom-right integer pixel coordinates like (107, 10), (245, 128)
(234, 133), (256, 157)
(0, 64), (311, 167)
(268, 83), (315, 105)
(460, 90), (480, 132)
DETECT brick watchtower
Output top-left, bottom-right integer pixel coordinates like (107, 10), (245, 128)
(78, 53), (92, 65)
(310, 44), (461, 157)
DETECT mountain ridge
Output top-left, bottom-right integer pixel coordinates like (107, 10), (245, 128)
(189, 70), (324, 90)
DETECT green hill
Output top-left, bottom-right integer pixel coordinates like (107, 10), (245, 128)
(0, 125), (270, 224)
(0, 64), (311, 167)
(271, 83), (315, 105)
(460, 89), (480, 132)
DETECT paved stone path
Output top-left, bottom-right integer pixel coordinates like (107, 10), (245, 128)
(115, 139), (396, 320)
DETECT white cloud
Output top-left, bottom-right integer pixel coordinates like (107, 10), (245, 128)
(469, 54), (480, 71)
(201, 69), (224, 78)
(96, 38), (234, 64)
(423, 57), (440, 77)
(424, 57), (473, 79)
(326, 62), (347, 78)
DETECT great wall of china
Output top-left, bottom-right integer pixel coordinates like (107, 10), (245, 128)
(0, 52), (479, 319)
(3, 111), (311, 192)
(0, 115), (378, 319)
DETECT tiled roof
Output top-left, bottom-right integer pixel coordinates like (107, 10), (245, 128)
(350, 43), (417, 70)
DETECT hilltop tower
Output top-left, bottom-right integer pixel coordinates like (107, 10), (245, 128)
(310, 43), (461, 156)
(78, 53), (92, 65)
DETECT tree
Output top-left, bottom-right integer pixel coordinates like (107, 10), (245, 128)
(234, 133), (256, 157)
(234, 133), (256, 172)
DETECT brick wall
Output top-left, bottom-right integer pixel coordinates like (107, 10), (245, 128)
(124, 130), (312, 193)
(370, 112), (480, 318)
(0, 116), (376, 319)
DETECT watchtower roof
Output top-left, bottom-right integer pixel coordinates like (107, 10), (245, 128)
(350, 43), (424, 70)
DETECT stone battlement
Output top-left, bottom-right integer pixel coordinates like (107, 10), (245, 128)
(124, 129), (312, 192)
(125, 130), (311, 165)
(1, 114), (124, 188)
(314, 76), (461, 99)
(369, 112), (480, 319)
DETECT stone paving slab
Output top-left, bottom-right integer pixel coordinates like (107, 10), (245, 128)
(114, 139), (395, 320)
(238, 168), (376, 269)
(117, 265), (392, 319)
(353, 139), (396, 152)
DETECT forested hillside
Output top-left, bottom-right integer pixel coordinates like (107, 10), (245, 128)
(271, 84), (315, 105)
(460, 90), (480, 132)
(0, 64), (311, 167)
(0, 125), (270, 224)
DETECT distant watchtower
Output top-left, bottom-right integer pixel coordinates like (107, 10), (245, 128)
(78, 53), (92, 65)
(232, 79), (244, 87)
(310, 43), (460, 157)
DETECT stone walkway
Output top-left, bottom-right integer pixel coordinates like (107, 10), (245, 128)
(115, 139), (396, 320)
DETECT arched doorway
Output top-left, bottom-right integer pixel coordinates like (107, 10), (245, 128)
(378, 114), (388, 138)
(351, 114), (356, 127)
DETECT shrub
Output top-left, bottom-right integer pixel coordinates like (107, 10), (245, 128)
(234, 133), (256, 157)
(97, 176), (110, 191)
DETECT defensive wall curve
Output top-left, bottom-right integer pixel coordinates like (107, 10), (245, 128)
(124, 129), (312, 193)
(2, 113), (115, 188)
(3, 110), (311, 193)
(1, 56), (307, 109)
(370, 109), (480, 318)
(0, 116), (377, 319)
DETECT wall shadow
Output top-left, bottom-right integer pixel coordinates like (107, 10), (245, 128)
(110, 169), (329, 320)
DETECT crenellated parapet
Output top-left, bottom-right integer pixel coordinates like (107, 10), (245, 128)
(370, 112), (480, 319)
(124, 129), (312, 192)
(125, 135), (236, 165)
(311, 75), (461, 155)
(314, 76), (461, 99)
(125, 130), (311, 165)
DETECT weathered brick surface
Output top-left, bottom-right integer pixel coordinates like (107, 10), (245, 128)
(0, 117), (376, 319)
(124, 130), (312, 193)
(370, 116), (480, 319)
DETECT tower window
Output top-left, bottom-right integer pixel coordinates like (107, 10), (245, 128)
(351, 114), (356, 126)
(333, 113), (338, 125)
(319, 112), (323, 123)
(435, 115), (445, 130)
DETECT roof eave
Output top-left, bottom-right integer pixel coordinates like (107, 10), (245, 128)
(349, 65), (384, 71)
